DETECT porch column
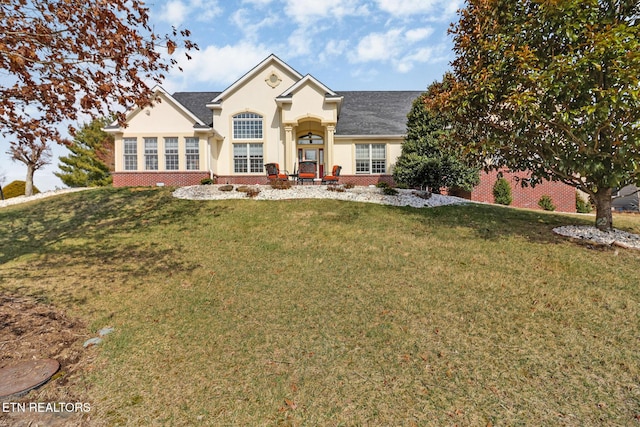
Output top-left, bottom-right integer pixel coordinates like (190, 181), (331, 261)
(284, 125), (294, 173)
(326, 125), (335, 170)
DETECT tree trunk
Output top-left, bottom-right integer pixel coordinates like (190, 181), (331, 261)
(25, 164), (35, 197)
(594, 187), (613, 232)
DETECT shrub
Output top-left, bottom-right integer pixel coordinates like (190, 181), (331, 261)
(376, 181), (390, 189)
(382, 187), (398, 196)
(327, 185), (345, 193)
(343, 182), (355, 189)
(200, 178), (214, 185)
(576, 192), (593, 213)
(2, 180), (40, 199)
(270, 179), (292, 190)
(492, 177), (512, 205)
(538, 195), (556, 211)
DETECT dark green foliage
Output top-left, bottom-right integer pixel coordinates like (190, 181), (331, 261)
(538, 195), (556, 211)
(448, 0), (640, 230)
(393, 75), (479, 193)
(55, 117), (113, 187)
(376, 182), (390, 189)
(493, 177), (512, 205)
(3, 180), (40, 199)
(382, 187), (398, 196)
(200, 178), (214, 185)
(576, 192), (593, 213)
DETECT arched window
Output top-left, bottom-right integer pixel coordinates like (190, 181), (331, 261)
(297, 133), (323, 145)
(233, 113), (263, 139)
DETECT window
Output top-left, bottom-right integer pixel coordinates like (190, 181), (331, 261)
(233, 113), (263, 139)
(185, 137), (200, 170)
(144, 137), (158, 170)
(123, 138), (137, 170)
(355, 144), (386, 174)
(164, 137), (179, 170)
(233, 143), (263, 173)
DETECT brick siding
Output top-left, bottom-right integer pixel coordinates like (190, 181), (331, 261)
(472, 170), (576, 213)
(113, 169), (576, 213)
(112, 172), (210, 187)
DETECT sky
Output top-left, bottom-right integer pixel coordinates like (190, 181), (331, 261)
(0, 0), (463, 191)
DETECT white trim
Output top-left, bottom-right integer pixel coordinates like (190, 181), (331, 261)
(276, 74), (340, 99)
(105, 85), (209, 131)
(208, 54), (303, 106)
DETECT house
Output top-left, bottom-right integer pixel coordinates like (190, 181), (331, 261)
(106, 54), (576, 212)
(612, 185), (640, 211)
(106, 54), (414, 187)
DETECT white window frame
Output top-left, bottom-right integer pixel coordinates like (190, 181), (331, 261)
(233, 113), (263, 140)
(185, 137), (200, 170)
(144, 137), (158, 170)
(233, 143), (263, 173)
(123, 138), (137, 171)
(164, 137), (179, 170)
(355, 143), (386, 174)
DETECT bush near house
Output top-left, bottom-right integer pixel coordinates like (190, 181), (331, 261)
(538, 195), (556, 211)
(2, 180), (40, 199)
(576, 192), (593, 213)
(493, 177), (512, 205)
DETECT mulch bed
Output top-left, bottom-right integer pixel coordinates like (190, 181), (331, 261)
(0, 295), (95, 426)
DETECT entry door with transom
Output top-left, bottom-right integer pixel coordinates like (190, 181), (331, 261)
(297, 133), (324, 178)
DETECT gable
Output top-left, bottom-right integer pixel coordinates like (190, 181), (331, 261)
(278, 75), (343, 124)
(124, 90), (205, 134)
(209, 54), (303, 106)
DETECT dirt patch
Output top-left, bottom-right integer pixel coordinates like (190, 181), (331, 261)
(0, 295), (95, 426)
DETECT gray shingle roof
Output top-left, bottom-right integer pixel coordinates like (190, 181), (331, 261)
(172, 92), (220, 126)
(335, 91), (422, 136)
(168, 90), (421, 135)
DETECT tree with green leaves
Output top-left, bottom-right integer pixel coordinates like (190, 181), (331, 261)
(393, 75), (480, 193)
(448, 0), (640, 231)
(55, 117), (113, 187)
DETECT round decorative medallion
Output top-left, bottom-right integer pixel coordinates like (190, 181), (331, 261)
(266, 72), (282, 88)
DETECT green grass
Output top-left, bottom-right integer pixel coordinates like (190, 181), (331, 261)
(1, 187), (640, 425)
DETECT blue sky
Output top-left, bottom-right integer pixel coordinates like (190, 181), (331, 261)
(1, 0), (462, 191)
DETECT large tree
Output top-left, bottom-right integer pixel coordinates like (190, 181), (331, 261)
(394, 75), (480, 192)
(448, 0), (640, 231)
(55, 117), (114, 187)
(0, 0), (197, 181)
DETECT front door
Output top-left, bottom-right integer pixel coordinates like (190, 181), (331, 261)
(299, 148), (324, 177)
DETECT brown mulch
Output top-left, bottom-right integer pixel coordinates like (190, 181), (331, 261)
(0, 295), (96, 426)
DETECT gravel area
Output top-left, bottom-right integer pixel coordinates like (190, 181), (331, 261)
(0, 187), (90, 208)
(553, 225), (640, 250)
(172, 184), (471, 208)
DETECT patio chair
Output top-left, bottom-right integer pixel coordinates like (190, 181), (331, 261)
(264, 163), (289, 181)
(297, 161), (317, 184)
(321, 165), (342, 184)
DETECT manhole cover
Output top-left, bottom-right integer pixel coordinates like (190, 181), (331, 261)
(0, 359), (60, 398)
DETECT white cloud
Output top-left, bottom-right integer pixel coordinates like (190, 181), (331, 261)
(351, 28), (404, 62)
(405, 27), (434, 42)
(231, 8), (280, 41)
(374, 0), (462, 19)
(156, 0), (222, 26)
(350, 27), (447, 73)
(157, 1), (190, 27)
(283, 0), (369, 24)
(163, 43), (271, 91)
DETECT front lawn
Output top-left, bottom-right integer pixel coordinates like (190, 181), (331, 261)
(1, 187), (639, 425)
